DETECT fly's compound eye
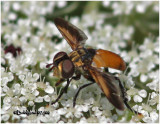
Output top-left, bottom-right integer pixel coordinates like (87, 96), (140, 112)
(53, 51), (69, 66)
(61, 59), (75, 79)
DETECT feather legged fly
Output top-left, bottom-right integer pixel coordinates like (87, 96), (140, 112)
(46, 17), (143, 117)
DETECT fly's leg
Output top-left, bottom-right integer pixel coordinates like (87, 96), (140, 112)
(73, 82), (95, 107)
(72, 73), (81, 80)
(55, 78), (65, 86)
(52, 79), (71, 105)
(105, 68), (141, 115)
(52, 74), (81, 105)
(64, 73), (81, 93)
(104, 68), (129, 107)
(73, 74), (95, 107)
(104, 67), (109, 72)
(115, 77), (140, 115)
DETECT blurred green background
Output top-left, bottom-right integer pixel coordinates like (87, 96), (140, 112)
(45, 1), (159, 44)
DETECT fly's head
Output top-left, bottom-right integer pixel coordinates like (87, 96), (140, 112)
(46, 52), (75, 79)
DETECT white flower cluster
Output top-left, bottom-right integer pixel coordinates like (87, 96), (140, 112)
(102, 1), (158, 15)
(1, 1), (159, 123)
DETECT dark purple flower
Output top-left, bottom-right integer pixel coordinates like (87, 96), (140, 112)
(5, 44), (22, 57)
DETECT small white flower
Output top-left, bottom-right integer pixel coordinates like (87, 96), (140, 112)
(102, 1), (110, 7)
(132, 105), (143, 113)
(45, 85), (54, 94)
(57, 1), (66, 8)
(2, 85), (9, 93)
(33, 73), (39, 81)
(150, 95), (159, 106)
(12, 2), (21, 11)
(146, 80), (158, 91)
(12, 114), (20, 121)
(14, 83), (21, 90)
(58, 121), (64, 124)
(58, 108), (67, 115)
(21, 88), (26, 95)
(74, 110), (82, 118)
(35, 96), (43, 103)
(8, 12), (17, 20)
(19, 96), (27, 103)
(3, 97), (11, 104)
(11, 97), (21, 106)
(127, 88), (138, 96)
(99, 116), (108, 123)
(157, 104), (159, 110)
(1, 114), (10, 121)
(19, 75), (25, 81)
(82, 105), (89, 112)
(140, 110), (149, 117)
(142, 104), (152, 112)
(138, 90), (147, 98)
(136, 4), (145, 13)
(6, 89), (14, 97)
(37, 82), (47, 89)
(30, 83), (37, 91)
(25, 93), (36, 101)
(2, 103), (11, 111)
(140, 74), (148, 82)
(151, 92), (157, 99)
(150, 111), (158, 122)
(38, 107), (44, 112)
(52, 110), (60, 122)
(40, 62), (47, 69)
(1, 71), (14, 85)
(79, 117), (87, 123)
(27, 114), (37, 122)
(92, 106), (99, 112)
(2, 77), (9, 85)
(33, 90), (39, 96)
(39, 116), (49, 123)
(143, 116), (152, 123)
(84, 97), (94, 105)
(65, 108), (75, 118)
(94, 109), (102, 117)
(52, 102), (59, 108)
(133, 95), (143, 102)
(87, 116), (98, 123)
(44, 95), (50, 102)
